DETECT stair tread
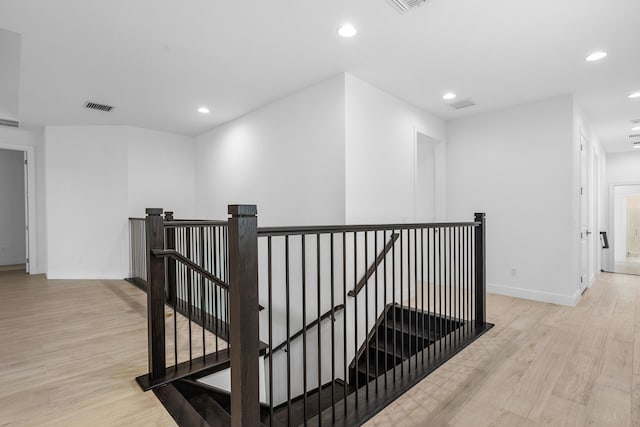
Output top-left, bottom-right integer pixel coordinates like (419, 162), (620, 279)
(136, 341), (268, 391)
(355, 353), (388, 379)
(385, 314), (463, 337)
(188, 393), (232, 427)
(272, 380), (352, 426)
(349, 305), (467, 389)
(374, 326), (438, 349)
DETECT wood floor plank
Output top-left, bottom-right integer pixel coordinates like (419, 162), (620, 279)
(585, 384), (631, 427)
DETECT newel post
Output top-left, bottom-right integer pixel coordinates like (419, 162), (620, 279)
(164, 211), (177, 307)
(145, 208), (166, 379)
(474, 212), (486, 326)
(228, 204), (259, 427)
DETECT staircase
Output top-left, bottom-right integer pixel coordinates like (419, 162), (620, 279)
(161, 303), (466, 426)
(349, 304), (465, 387)
(133, 208), (492, 426)
(164, 373), (353, 427)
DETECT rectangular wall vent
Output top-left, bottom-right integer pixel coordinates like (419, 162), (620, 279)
(450, 99), (476, 110)
(0, 118), (19, 128)
(629, 134), (640, 139)
(84, 101), (114, 112)
(386, 0), (429, 13)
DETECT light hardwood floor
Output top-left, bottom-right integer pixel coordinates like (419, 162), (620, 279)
(367, 272), (640, 427)
(2, 270), (639, 426)
(0, 270), (176, 427)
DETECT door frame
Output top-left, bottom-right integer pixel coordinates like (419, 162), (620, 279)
(608, 181), (640, 272)
(579, 132), (589, 292)
(413, 127), (445, 222)
(0, 142), (36, 273)
(592, 147), (600, 276)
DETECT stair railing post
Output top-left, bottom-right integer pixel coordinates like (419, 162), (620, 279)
(228, 204), (259, 427)
(474, 212), (486, 326)
(164, 211), (177, 307)
(145, 208), (166, 379)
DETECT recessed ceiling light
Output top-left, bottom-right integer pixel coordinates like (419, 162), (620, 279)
(634, 145), (640, 149)
(585, 51), (607, 62)
(337, 24), (357, 38)
(443, 92), (457, 101)
(633, 126), (640, 131)
(198, 106), (210, 114)
(629, 92), (640, 99)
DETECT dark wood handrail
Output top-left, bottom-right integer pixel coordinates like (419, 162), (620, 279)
(152, 249), (264, 311)
(270, 304), (345, 354)
(257, 221), (479, 236)
(348, 233), (399, 297)
(164, 220), (228, 227)
(152, 249), (230, 291)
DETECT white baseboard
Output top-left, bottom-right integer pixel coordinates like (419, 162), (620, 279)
(487, 283), (581, 307)
(46, 272), (126, 280)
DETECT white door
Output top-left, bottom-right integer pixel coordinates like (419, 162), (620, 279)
(415, 133), (436, 222)
(579, 134), (589, 292)
(23, 151), (30, 273)
(593, 152), (600, 273)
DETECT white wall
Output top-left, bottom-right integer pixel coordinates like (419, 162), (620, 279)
(0, 28), (21, 122)
(45, 126), (129, 279)
(194, 76), (350, 404)
(0, 126), (45, 273)
(345, 74), (446, 224)
(447, 95), (580, 306)
(45, 125), (196, 279)
(607, 151), (640, 183)
(0, 149), (26, 265)
(126, 126), (196, 218)
(195, 75), (346, 226)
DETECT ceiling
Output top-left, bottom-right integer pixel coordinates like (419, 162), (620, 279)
(0, 0), (639, 152)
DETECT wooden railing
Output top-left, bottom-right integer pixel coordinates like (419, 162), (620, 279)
(135, 205), (492, 426)
(258, 213), (490, 426)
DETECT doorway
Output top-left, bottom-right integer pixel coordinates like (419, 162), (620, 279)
(414, 130), (445, 222)
(0, 148), (27, 272)
(414, 133), (436, 223)
(609, 184), (640, 275)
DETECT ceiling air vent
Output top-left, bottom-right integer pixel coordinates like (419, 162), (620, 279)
(0, 118), (19, 128)
(84, 101), (114, 112)
(450, 99), (476, 110)
(629, 134), (640, 139)
(386, 0), (429, 14)
(632, 119), (640, 124)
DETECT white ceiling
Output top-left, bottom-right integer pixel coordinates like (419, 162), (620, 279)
(0, 0), (639, 151)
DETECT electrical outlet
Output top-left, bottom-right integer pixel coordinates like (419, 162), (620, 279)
(511, 268), (517, 277)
